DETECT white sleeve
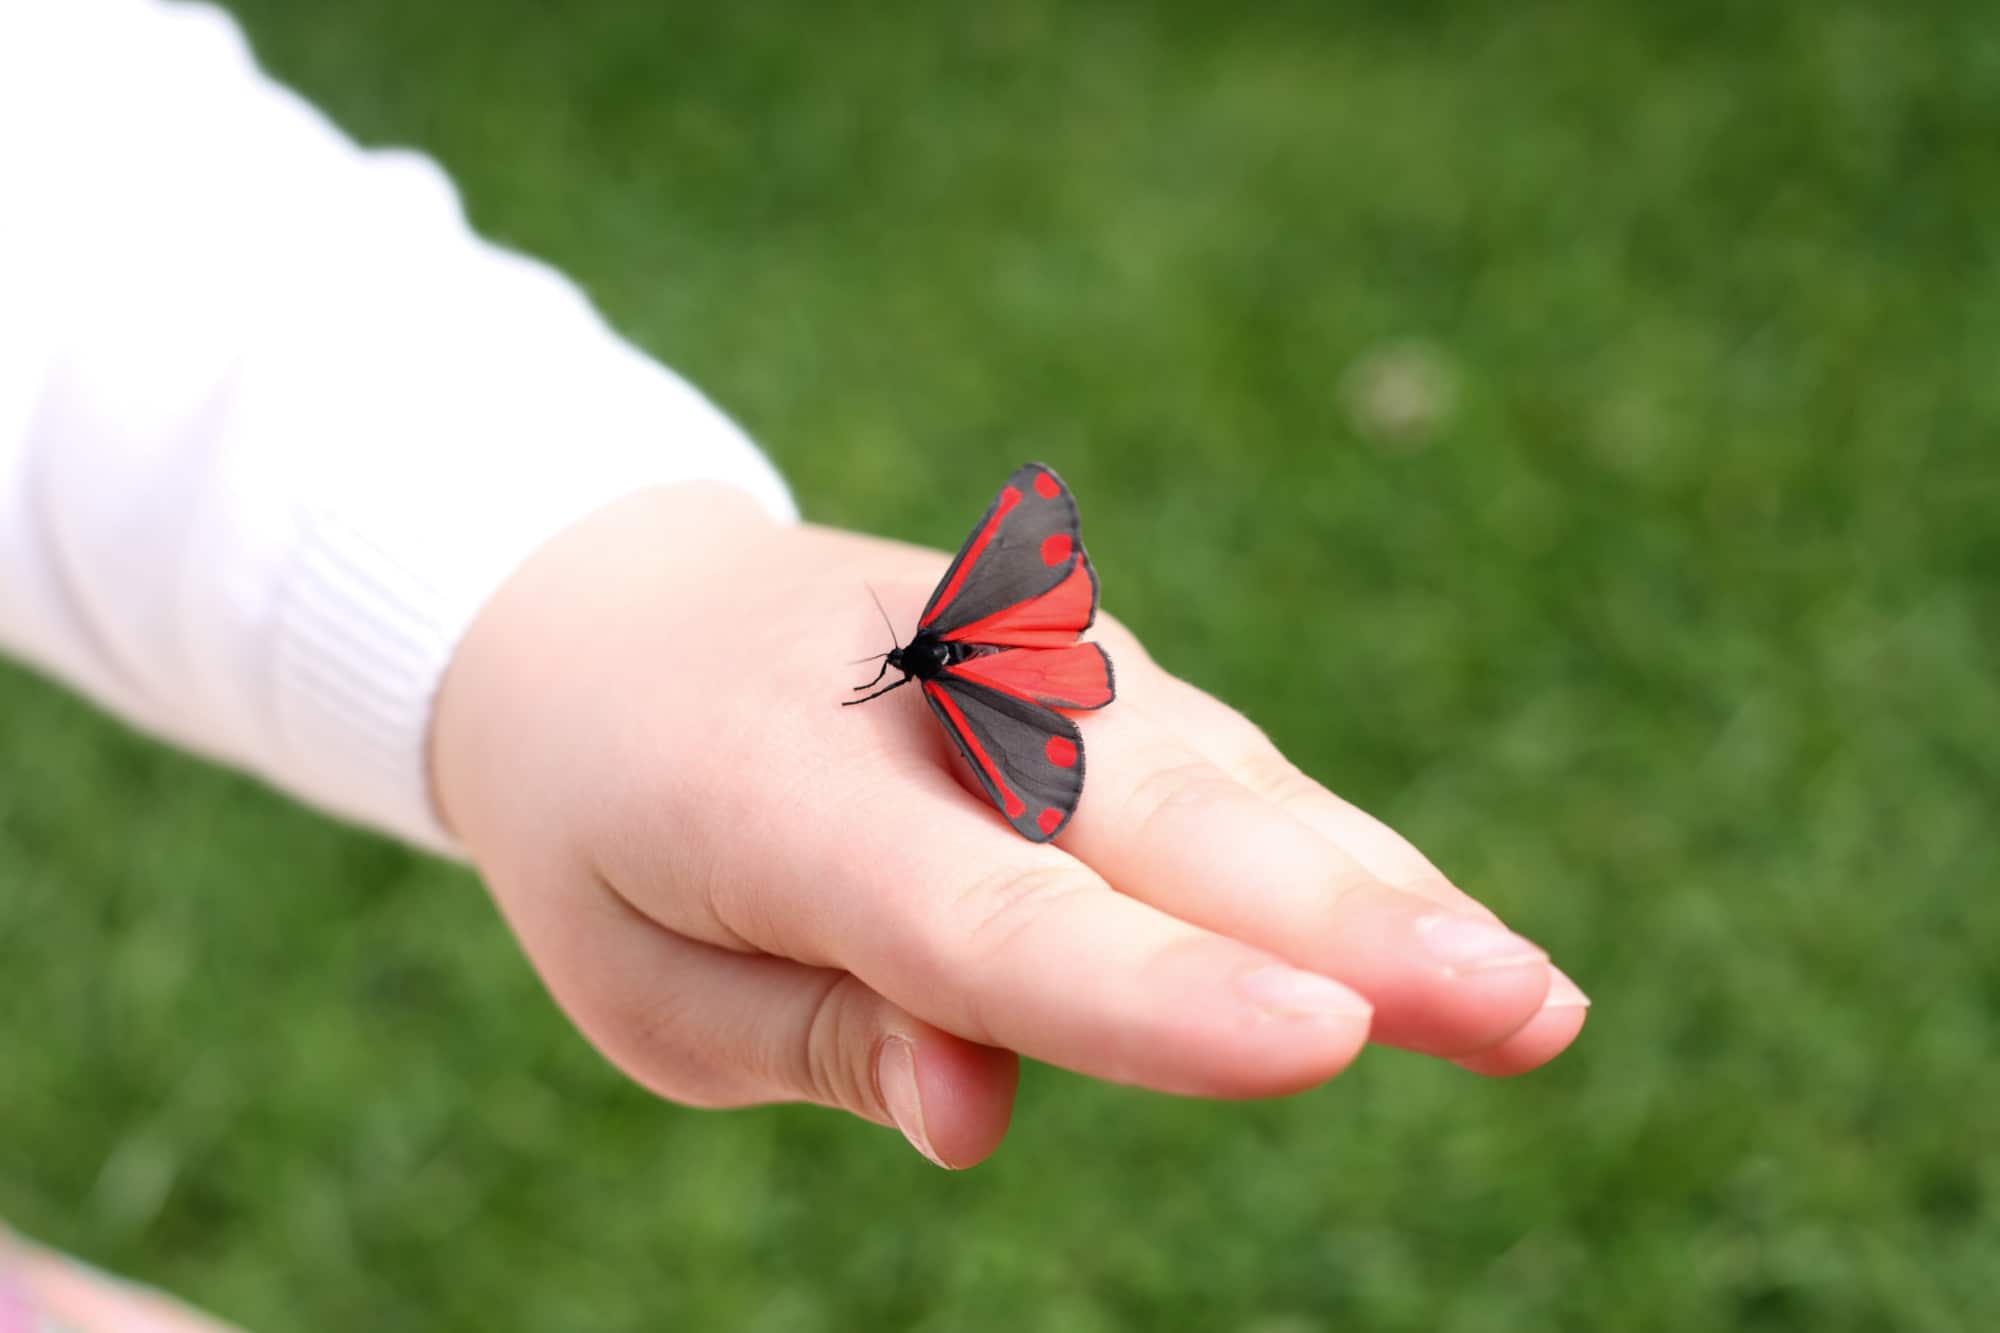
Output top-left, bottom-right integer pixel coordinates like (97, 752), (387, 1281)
(0, 0), (796, 856)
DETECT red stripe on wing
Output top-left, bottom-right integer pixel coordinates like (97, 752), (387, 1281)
(939, 558), (1096, 647)
(923, 681), (1027, 819)
(918, 485), (1024, 630)
(944, 644), (1115, 711)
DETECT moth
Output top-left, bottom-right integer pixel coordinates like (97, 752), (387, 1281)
(846, 463), (1115, 841)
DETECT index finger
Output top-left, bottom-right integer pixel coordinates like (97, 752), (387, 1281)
(1137, 667), (1591, 1074)
(1041, 660), (1559, 1058)
(599, 687), (1374, 1100)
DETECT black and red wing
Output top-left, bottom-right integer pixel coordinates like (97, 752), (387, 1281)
(942, 643), (1115, 712)
(922, 676), (1088, 842)
(919, 462), (1099, 647)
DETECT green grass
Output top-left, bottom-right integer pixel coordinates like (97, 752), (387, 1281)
(4, 1), (1997, 1328)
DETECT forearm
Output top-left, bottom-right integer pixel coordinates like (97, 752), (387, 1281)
(0, 0), (792, 851)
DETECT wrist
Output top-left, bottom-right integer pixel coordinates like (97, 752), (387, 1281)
(427, 481), (782, 850)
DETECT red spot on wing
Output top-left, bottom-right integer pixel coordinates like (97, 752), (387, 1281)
(925, 681), (1026, 820)
(1034, 471), (1063, 499)
(1040, 533), (1073, 566)
(942, 559), (1095, 647)
(949, 644), (1114, 710)
(1037, 807), (1065, 835)
(1045, 735), (1078, 767)
(919, 485), (1024, 629)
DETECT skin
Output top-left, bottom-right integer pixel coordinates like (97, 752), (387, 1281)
(431, 483), (1589, 1169)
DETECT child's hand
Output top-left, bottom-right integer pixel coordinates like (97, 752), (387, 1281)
(431, 484), (1588, 1168)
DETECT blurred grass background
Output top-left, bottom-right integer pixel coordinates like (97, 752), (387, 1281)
(4, 0), (1997, 1328)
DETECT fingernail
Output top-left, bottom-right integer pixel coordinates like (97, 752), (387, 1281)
(877, 1037), (951, 1170)
(1417, 914), (1549, 973)
(1542, 967), (1591, 1009)
(1239, 965), (1373, 1022)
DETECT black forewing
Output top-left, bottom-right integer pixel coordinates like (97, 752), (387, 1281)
(919, 462), (1092, 639)
(924, 675), (1086, 843)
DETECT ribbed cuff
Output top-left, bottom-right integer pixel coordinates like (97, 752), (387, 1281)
(267, 405), (793, 859)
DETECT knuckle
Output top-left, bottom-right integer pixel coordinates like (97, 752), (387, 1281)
(951, 863), (1094, 962)
(940, 862), (1096, 1043)
(1229, 747), (1325, 812)
(694, 866), (777, 955)
(1318, 860), (1379, 913)
(1122, 757), (1243, 841)
(794, 973), (881, 1115)
(596, 972), (883, 1116)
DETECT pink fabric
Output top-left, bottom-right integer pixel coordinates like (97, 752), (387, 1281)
(0, 1232), (243, 1333)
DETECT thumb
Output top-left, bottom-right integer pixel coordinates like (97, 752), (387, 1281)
(509, 880), (1019, 1168)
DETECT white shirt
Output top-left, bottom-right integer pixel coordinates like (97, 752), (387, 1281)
(0, 0), (796, 855)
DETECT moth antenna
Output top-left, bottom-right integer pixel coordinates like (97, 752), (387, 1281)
(865, 583), (899, 648)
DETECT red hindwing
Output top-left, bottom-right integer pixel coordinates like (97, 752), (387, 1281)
(943, 643), (1114, 711)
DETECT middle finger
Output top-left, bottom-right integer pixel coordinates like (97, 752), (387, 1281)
(1058, 699), (1554, 1057)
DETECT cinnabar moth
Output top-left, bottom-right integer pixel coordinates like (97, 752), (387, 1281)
(846, 463), (1115, 841)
